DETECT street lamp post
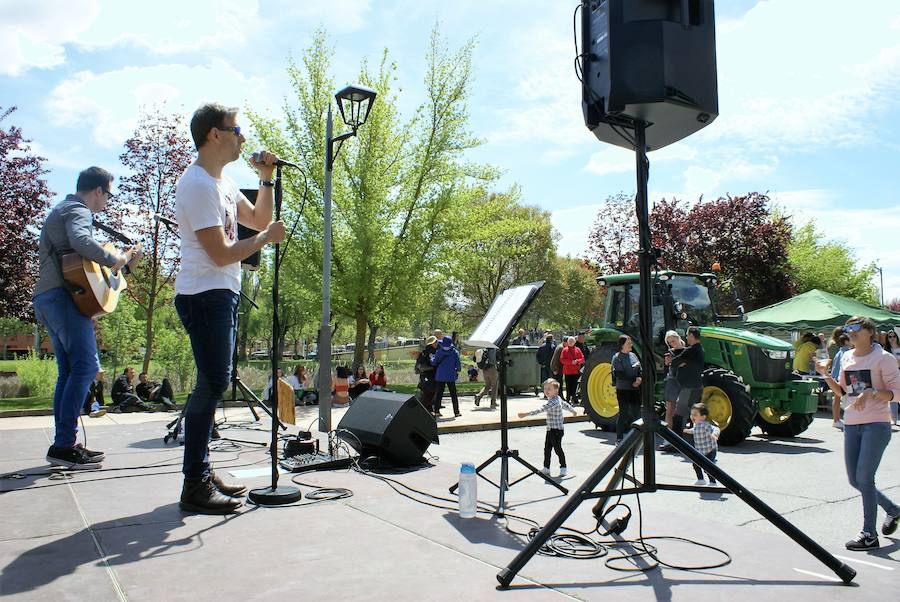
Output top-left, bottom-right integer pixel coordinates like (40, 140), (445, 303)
(875, 265), (885, 307)
(318, 85), (377, 436)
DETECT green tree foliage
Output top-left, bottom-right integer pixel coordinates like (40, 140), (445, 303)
(452, 189), (557, 325)
(151, 303), (195, 392)
(96, 294), (143, 375)
(788, 221), (878, 305)
(248, 27), (491, 367)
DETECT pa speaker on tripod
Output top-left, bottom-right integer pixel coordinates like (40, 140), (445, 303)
(336, 391), (438, 465)
(580, 0), (718, 150)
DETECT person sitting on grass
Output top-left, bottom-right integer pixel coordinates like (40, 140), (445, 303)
(369, 364), (388, 391)
(348, 364), (371, 399)
(682, 402), (719, 486)
(136, 372), (177, 410)
(518, 378), (578, 477)
(83, 370), (107, 418)
(110, 367), (152, 412)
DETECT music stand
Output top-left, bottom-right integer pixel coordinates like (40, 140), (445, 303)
(449, 281), (567, 515)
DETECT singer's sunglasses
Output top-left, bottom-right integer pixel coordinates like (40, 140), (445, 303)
(102, 188), (115, 200)
(217, 126), (242, 137)
(842, 323), (863, 333)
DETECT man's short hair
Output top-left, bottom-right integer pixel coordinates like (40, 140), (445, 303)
(76, 166), (114, 192)
(190, 103), (239, 150)
(686, 326), (701, 341)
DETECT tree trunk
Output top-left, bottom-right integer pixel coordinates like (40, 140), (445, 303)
(367, 320), (378, 363)
(354, 310), (367, 369)
(141, 290), (156, 375)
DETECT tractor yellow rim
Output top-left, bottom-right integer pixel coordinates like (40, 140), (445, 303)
(702, 385), (733, 430)
(758, 406), (792, 425)
(587, 363), (618, 418)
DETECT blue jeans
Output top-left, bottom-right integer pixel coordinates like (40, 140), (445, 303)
(844, 422), (899, 535)
(33, 287), (99, 448)
(175, 289), (239, 480)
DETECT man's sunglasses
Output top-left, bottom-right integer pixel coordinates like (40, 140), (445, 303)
(102, 188), (115, 200)
(842, 323), (863, 333)
(218, 126), (242, 136)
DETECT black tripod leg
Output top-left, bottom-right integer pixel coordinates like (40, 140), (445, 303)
(659, 426), (856, 584)
(450, 450), (503, 494)
(497, 427), (642, 588)
(591, 444), (637, 518)
(238, 378), (284, 430)
(509, 451), (568, 494)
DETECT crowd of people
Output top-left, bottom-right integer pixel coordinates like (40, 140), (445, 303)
(81, 367), (177, 417)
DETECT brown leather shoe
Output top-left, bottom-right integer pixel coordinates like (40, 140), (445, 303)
(180, 476), (242, 514)
(210, 470), (248, 497)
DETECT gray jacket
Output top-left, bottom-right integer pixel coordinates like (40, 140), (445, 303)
(33, 195), (118, 297)
(611, 351), (642, 390)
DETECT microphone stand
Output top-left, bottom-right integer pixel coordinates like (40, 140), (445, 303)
(249, 164), (302, 505)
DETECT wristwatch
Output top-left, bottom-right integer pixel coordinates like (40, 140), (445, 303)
(260, 179), (275, 187)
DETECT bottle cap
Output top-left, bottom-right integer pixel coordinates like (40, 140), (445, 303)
(461, 462), (475, 473)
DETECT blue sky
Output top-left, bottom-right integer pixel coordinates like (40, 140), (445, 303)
(3, 0), (900, 304)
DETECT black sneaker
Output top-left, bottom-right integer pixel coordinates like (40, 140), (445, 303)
(46, 445), (102, 470)
(179, 476), (242, 514)
(845, 532), (879, 551)
(74, 443), (106, 462)
(882, 509), (900, 536)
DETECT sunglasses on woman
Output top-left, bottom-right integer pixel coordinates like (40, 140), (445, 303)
(842, 323), (863, 333)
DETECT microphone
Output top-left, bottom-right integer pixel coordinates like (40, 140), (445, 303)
(251, 151), (300, 169)
(153, 214), (178, 228)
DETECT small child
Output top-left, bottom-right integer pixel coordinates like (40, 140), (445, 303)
(683, 402), (719, 486)
(467, 364), (479, 382)
(518, 379), (577, 476)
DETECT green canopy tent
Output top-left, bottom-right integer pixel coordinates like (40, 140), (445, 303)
(743, 289), (900, 332)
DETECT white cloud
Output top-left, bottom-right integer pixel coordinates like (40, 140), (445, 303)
(0, 0), (98, 76)
(551, 203), (603, 258)
(44, 60), (273, 148)
(585, 143), (699, 176)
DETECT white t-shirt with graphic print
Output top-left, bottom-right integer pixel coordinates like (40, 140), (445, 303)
(174, 163), (245, 295)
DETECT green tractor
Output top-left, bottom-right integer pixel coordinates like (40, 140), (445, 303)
(582, 271), (819, 446)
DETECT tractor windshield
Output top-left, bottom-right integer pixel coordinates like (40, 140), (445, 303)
(669, 275), (715, 325)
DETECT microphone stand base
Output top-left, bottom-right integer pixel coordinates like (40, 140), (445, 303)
(248, 485), (302, 506)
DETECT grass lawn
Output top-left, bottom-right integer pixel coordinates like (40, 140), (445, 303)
(0, 392), (193, 413)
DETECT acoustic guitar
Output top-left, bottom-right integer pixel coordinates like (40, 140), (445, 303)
(61, 242), (129, 318)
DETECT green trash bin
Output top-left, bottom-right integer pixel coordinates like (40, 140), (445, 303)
(503, 345), (541, 396)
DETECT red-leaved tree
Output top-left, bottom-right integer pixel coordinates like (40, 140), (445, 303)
(586, 192), (794, 310)
(106, 108), (193, 373)
(0, 107), (52, 320)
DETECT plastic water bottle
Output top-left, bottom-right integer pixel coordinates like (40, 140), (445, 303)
(458, 462), (477, 518)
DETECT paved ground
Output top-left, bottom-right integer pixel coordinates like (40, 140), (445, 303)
(1, 400), (897, 601)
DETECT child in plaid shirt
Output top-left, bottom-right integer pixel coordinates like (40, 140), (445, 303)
(518, 379), (577, 476)
(683, 402), (719, 486)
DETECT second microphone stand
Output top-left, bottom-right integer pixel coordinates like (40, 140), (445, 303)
(248, 164), (302, 505)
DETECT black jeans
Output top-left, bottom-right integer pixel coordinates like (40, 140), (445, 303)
(543, 428), (566, 468)
(564, 374), (580, 402)
(434, 381), (459, 415)
(692, 449), (717, 483)
(615, 388), (641, 442)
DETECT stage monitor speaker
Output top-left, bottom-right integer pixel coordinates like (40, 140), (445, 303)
(336, 391), (438, 465)
(581, 0), (718, 151)
(238, 188), (261, 270)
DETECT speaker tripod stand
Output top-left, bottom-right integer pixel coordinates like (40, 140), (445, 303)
(496, 119), (855, 588)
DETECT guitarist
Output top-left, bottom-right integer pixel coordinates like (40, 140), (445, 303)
(173, 103), (285, 514)
(33, 166), (141, 470)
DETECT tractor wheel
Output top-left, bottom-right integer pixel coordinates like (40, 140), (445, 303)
(701, 367), (757, 446)
(582, 345), (619, 431)
(755, 407), (814, 437)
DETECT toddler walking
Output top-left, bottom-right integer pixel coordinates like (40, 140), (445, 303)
(518, 379), (577, 476)
(683, 402), (719, 486)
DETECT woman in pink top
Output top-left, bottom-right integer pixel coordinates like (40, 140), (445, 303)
(818, 316), (900, 550)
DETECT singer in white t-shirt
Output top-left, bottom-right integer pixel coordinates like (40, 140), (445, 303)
(173, 103), (286, 515)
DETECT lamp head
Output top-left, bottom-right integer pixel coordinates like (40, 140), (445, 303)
(335, 84), (377, 130)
